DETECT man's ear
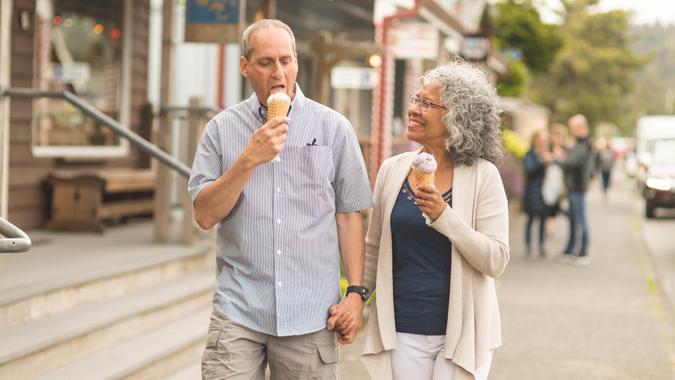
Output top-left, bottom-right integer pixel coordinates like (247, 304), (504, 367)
(240, 56), (248, 78)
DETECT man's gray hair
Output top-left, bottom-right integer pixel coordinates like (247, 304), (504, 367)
(241, 19), (296, 59)
(420, 60), (503, 166)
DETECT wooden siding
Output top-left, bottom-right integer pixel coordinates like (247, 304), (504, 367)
(7, 0), (151, 229)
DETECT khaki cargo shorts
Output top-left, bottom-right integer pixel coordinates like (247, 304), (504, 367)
(202, 308), (340, 380)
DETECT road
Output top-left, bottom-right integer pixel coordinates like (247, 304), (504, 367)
(339, 168), (675, 379)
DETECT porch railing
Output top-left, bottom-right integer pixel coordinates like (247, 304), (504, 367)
(0, 217), (31, 253)
(0, 87), (215, 244)
(0, 87), (191, 176)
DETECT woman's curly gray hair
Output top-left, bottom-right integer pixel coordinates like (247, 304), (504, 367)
(420, 61), (503, 166)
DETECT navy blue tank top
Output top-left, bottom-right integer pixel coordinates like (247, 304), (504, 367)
(391, 178), (452, 335)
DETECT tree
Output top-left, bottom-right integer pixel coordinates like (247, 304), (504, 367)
(531, 1), (645, 132)
(493, 0), (563, 74)
(630, 23), (675, 116)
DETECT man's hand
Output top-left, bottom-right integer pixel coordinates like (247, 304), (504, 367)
(326, 293), (364, 344)
(242, 116), (288, 165)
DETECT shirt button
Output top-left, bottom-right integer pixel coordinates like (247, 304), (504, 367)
(275, 157), (281, 163)
(277, 281), (283, 287)
(276, 249), (282, 255)
(276, 187), (281, 192)
(276, 218), (281, 224)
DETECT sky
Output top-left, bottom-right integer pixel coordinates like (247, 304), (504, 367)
(536, 0), (675, 25)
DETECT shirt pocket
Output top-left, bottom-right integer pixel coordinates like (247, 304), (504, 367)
(283, 146), (335, 188)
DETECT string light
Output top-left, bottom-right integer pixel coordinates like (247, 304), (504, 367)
(110, 28), (122, 40)
(94, 23), (104, 34)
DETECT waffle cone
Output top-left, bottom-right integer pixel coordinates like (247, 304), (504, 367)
(412, 168), (434, 189)
(267, 98), (291, 120)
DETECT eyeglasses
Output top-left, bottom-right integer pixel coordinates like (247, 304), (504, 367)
(408, 94), (447, 112)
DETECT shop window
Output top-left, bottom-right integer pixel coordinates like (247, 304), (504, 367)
(33, 0), (130, 157)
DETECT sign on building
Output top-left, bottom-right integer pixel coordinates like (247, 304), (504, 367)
(331, 67), (376, 90)
(393, 23), (438, 59)
(461, 34), (490, 62)
(185, 0), (243, 44)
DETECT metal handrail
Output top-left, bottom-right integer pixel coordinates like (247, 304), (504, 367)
(159, 105), (220, 115)
(0, 217), (31, 253)
(0, 87), (192, 178)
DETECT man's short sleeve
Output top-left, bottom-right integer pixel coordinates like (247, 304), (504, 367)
(188, 119), (222, 202)
(331, 116), (373, 212)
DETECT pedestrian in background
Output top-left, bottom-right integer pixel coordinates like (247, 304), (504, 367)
(523, 129), (553, 258)
(360, 61), (509, 380)
(596, 137), (614, 199)
(543, 123), (567, 238)
(555, 114), (594, 265)
(188, 19), (372, 379)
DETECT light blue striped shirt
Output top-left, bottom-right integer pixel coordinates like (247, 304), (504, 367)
(188, 85), (373, 336)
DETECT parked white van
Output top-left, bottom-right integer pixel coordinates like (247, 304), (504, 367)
(635, 116), (675, 187)
(636, 116), (675, 168)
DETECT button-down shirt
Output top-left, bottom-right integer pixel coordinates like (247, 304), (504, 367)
(188, 85), (372, 336)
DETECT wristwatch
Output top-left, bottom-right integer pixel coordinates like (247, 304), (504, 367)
(346, 285), (371, 302)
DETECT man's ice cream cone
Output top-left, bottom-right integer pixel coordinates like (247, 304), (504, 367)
(267, 92), (291, 120)
(412, 152), (437, 190)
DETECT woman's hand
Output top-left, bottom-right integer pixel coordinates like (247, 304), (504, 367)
(416, 184), (447, 222)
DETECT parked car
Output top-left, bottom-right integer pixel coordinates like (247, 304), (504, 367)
(635, 116), (675, 189)
(643, 140), (675, 218)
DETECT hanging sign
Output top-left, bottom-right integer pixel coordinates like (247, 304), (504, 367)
(185, 0), (243, 44)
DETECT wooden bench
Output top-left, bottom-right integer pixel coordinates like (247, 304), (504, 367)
(47, 169), (155, 232)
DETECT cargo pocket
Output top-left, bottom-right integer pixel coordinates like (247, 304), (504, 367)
(205, 329), (222, 350)
(317, 344), (339, 364)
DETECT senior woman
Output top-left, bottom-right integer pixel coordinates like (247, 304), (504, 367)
(360, 61), (510, 380)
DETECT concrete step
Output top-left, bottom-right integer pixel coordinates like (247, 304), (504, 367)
(37, 307), (211, 380)
(0, 242), (212, 331)
(166, 362), (201, 380)
(0, 269), (215, 380)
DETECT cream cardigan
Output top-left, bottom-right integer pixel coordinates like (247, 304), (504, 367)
(361, 151), (510, 380)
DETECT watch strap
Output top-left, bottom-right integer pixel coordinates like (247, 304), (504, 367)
(346, 285), (370, 302)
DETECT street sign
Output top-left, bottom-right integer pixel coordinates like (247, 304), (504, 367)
(184, 0), (243, 44)
(331, 67), (376, 90)
(461, 34), (490, 61)
(393, 23), (438, 59)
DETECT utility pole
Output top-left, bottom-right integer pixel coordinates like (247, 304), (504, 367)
(0, 0), (13, 219)
(154, 0), (176, 243)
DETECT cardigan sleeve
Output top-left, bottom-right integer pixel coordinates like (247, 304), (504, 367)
(363, 158), (392, 293)
(429, 162), (510, 278)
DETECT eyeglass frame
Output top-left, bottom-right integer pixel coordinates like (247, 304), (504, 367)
(408, 94), (447, 112)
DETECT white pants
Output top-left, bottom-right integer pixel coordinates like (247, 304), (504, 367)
(391, 333), (492, 380)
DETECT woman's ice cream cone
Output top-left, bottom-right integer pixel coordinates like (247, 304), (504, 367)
(412, 152), (437, 190)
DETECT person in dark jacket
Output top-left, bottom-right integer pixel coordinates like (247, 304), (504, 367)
(523, 129), (552, 257)
(555, 114), (594, 265)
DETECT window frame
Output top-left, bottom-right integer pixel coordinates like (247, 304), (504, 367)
(31, 0), (133, 159)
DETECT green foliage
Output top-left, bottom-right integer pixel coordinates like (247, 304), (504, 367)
(630, 23), (675, 119)
(530, 1), (645, 132)
(497, 60), (529, 97)
(493, 0), (563, 73)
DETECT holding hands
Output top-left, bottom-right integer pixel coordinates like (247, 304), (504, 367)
(326, 293), (364, 344)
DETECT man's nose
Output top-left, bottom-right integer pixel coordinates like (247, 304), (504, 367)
(272, 61), (284, 78)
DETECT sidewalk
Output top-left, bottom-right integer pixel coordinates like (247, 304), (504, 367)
(492, 177), (674, 379)
(339, 175), (675, 379)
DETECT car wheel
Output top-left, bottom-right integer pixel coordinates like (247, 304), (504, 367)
(645, 203), (656, 219)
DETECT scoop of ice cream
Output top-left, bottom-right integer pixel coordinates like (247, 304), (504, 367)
(412, 152), (437, 173)
(267, 92), (291, 108)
